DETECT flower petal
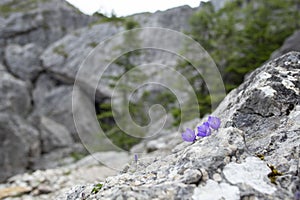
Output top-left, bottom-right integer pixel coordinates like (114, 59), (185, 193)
(197, 122), (211, 137)
(182, 128), (196, 142)
(208, 116), (221, 130)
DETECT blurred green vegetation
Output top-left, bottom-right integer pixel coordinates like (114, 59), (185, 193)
(70, 152), (86, 161)
(0, 0), (47, 16)
(91, 183), (103, 194)
(53, 44), (68, 58)
(89, 12), (125, 27)
(97, 102), (142, 151)
(96, 18), (142, 151)
(129, 89), (178, 126)
(190, 0), (300, 88)
(185, 0), (300, 114)
(89, 12), (141, 29)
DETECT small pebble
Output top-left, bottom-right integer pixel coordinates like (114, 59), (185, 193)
(213, 173), (222, 182)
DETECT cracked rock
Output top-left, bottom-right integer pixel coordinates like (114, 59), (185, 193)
(5, 43), (43, 81)
(64, 52), (300, 200)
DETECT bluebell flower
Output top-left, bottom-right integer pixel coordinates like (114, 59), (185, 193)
(295, 190), (300, 200)
(182, 128), (196, 142)
(197, 122), (211, 137)
(182, 115), (221, 143)
(208, 116), (221, 130)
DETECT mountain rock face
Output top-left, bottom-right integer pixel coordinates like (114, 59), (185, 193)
(65, 52), (300, 200)
(0, 0), (96, 181)
(0, 0), (198, 182)
(0, 0), (92, 46)
(40, 5), (196, 98)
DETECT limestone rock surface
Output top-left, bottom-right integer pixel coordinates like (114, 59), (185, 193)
(64, 52), (300, 200)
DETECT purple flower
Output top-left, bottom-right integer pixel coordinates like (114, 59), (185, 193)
(197, 122), (211, 137)
(295, 191), (300, 200)
(182, 128), (196, 142)
(134, 154), (138, 162)
(208, 116), (221, 130)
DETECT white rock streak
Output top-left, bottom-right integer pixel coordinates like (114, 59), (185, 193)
(192, 180), (240, 200)
(223, 157), (277, 195)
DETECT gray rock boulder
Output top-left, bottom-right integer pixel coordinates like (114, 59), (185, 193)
(0, 0), (95, 64)
(32, 74), (59, 110)
(41, 23), (122, 91)
(30, 85), (97, 140)
(0, 0), (93, 47)
(65, 52), (300, 200)
(214, 52), (299, 151)
(40, 116), (73, 153)
(0, 113), (40, 182)
(0, 63), (6, 71)
(31, 83), (111, 154)
(271, 30), (300, 59)
(0, 71), (31, 117)
(5, 43), (43, 81)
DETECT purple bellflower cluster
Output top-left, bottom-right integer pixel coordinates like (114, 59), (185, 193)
(181, 116), (221, 142)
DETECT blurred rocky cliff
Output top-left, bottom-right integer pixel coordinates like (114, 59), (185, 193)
(0, 0), (199, 183)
